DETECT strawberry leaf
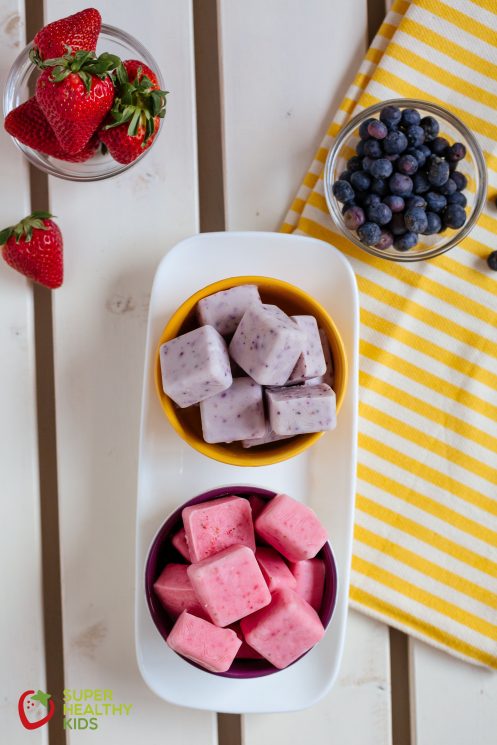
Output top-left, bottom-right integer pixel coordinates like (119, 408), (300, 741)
(0, 227), (13, 245)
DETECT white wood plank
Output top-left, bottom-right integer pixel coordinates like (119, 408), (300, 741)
(410, 639), (497, 745)
(218, 0), (391, 739)
(0, 1), (47, 742)
(45, 1), (213, 741)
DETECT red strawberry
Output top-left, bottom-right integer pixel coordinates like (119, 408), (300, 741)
(35, 49), (120, 154)
(32, 8), (101, 61)
(4, 97), (99, 162)
(0, 212), (63, 289)
(98, 59), (167, 165)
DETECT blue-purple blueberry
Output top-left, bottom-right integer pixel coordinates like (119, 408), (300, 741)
(384, 130), (408, 155)
(350, 170), (371, 192)
(370, 158), (393, 179)
(404, 195), (427, 210)
(359, 117), (375, 139)
(443, 204), (466, 229)
(422, 212), (442, 235)
(438, 178), (457, 195)
(406, 125), (425, 148)
(371, 178), (389, 196)
(357, 221), (382, 246)
(394, 231), (418, 251)
(343, 205), (366, 230)
(446, 142), (466, 162)
(367, 202), (393, 226)
(427, 156), (450, 187)
(383, 194), (405, 213)
(487, 251), (497, 271)
(389, 172), (413, 197)
(413, 171), (430, 193)
(397, 154), (418, 175)
(380, 105), (402, 129)
(404, 207), (428, 233)
(425, 191), (447, 212)
(347, 155), (363, 172)
(401, 108), (421, 127)
(376, 230), (394, 250)
(389, 213), (407, 235)
(451, 171), (467, 191)
(339, 170), (351, 182)
(420, 115), (439, 141)
(367, 120), (388, 140)
(332, 179), (355, 203)
(446, 191), (467, 207)
(430, 137), (449, 156)
(363, 138), (383, 158)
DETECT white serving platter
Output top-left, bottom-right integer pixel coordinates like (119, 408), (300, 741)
(135, 231), (359, 712)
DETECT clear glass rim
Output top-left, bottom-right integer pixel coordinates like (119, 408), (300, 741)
(323, 98), (488, 262)
(3, 23), (165, 182)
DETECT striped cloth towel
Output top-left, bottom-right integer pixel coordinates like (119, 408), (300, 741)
(283, 0), (497, 668)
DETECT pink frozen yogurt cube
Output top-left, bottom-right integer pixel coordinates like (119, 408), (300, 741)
(290, 558), (326, 612)
(171, 527), (191, 561)
(231, 623), (264, 659)
(187, 544), (271, 627)
(247, 494), (266, 521)
(255, 493), (328, 561)
(154, 564), (205, 619)
(240, 587), (325, 669)
(159, 325), (232, 408)
(167, 611), (241, 673)
(229, 303), (305, 386)
(182, 496), (256, 563)
(287, 315), (326, 384)
(256, 547), (297, 592)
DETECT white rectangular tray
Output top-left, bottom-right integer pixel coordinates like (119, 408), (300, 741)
(135, 231), (358, 712)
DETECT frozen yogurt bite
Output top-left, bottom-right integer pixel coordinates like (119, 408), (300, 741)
(197, 284), (261, 336)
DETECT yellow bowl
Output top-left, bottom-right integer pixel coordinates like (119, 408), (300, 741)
(154, 276), (348, 466)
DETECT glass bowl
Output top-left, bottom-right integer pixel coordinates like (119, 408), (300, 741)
(3, 24), (165, 181)
(324, 98), (487, 262)
(145, 485), (338, 678)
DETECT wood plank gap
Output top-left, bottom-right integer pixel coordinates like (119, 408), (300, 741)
(26, 1), (66, 743)
(389, 627), (411, 745)
(367, 0), (388, 44)
(193, 0), (225, 231)
(217, 713), (243, 745)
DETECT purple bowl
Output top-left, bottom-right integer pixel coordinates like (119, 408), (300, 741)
(145, 485), (338, 678)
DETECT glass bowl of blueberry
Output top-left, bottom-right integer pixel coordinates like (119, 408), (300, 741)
(324, 99), (487, 261)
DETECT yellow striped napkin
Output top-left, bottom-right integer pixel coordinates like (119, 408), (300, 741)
(283, 0), (497, 668)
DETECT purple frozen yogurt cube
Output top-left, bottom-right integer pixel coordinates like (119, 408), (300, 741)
(199, 376), (266, 443)
(267, 384), (336, 436)
(241, 421), (293, 448)
(229, 303), (305, 386)
(287, 316), (327, 384)
(159, 325), (232, 408)
(197, 284), (261, 337)
(305, 329), (334, 388)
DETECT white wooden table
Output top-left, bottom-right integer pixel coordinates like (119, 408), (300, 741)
(1, 1), (497, 744)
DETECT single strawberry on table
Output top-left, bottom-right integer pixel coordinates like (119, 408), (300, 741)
(31, 7), (101, 61)
(35, 48), (121, 155)
(99, 59), (168, 164)
(4, 96), (99, 162)
(0, 212), (63, 289)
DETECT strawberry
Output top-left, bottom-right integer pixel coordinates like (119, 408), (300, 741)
(35, 49), (121, 154)
(98, 59), (167, 164)
(4, 97), (99, 162)
(32, 8), (101, 61)
(0, 212), (63, 289)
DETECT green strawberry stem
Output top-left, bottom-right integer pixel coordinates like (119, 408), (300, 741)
(104, 65), (168, 144)
(0, 211), (53, 245)
(30, 46), (123, 92)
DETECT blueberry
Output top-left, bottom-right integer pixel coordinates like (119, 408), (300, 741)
(362, 156), (375, 172)
(406, 147), (427, 167)
(446, 191), (467, 207)
(389, 172), (413, 196)
(370, 158), (393, 179)
(339, 170), (351, 182)
(442, 204), (466, 229)
(401, 108), (421, 127)
(376, 230), (394, 250)
(380, 105), (402, 129)
(356, 140), (366, 157)
(359, 117), (375, 139)
(420, 115), (439, 141)
(383, 194), (405, 213)
(439, 178), (457, 195)
(367, 120), (388, 140)
(405, 195), (427, 210)
(343, 205), (366, 230)
(385, 153), (400, 162)
(404, 207), (428, 233)
(446, 142), (466, 162)
(389, 213), (407, 235)
(420, 144), (432, 159)
(347, 155), (363, 172)
(363, 138), (383, 158)
(362, 193), (381, 208)
(430, 137), (449, 156)
(371, 178), (389, 196)
(342, 200), (356, 214)
(394, 231), (418, 251)
(422, 211), (442, 235)
(332, 179), (355, 203)
(367, 202), (393, 226)
(357, 221), (382, 246)
(427, 156), (450, 187)
(384, 130), (408, 154)
(350, 170), (371, 191)
(406, 125), (425, 147)
(451, 171), (467, 191)
(487, 250), (497, 271)
(397, 154), (418, 175)
(425, 191), (447, 212)
(413, 171), (430, 193)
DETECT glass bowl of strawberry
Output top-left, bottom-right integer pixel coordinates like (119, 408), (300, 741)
(3, 9), (167, 181)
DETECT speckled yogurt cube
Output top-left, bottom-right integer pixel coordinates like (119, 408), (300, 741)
(197, 284), (261, 336)
(287, 316), (326, 384)
(267, 383), (336, 436)
(199, 376), (266, 443)
(305, 329), (334, 387)
(229, 303), (305, 386)
(159, 325), (232, 408)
